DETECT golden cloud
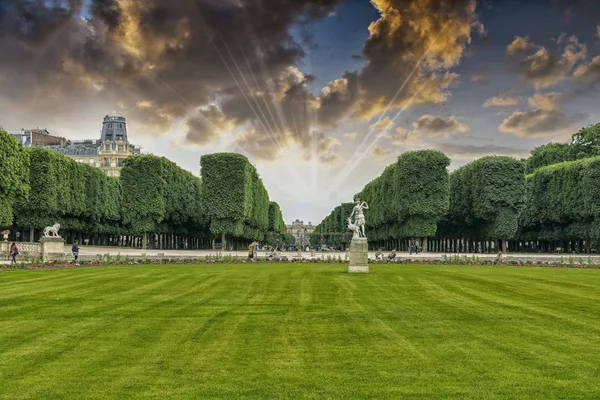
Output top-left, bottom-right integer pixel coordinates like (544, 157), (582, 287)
(499, 92), (588, 138)
(507, 34), (587, 88)
(317, 0), (481, 126)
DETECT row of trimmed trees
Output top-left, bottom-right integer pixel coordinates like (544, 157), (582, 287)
(0, 130), (290, 250)
(314, 123), (600, 254)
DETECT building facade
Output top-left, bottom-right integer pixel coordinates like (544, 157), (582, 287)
(6, 128), (65, 147)
(286, 220), (315, 247)
(8, 116), (141, 177)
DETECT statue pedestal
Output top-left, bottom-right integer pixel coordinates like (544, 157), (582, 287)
(348, 237), (369, 273)
(40, 237), (65, 262)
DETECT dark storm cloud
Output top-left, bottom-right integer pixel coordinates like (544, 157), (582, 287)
(412, 115), (469, 136)
(316, 0), (482, 127)
(186, 105), (234, 145)
(0, 0), (343, 159)
(317, 71), (360, 127)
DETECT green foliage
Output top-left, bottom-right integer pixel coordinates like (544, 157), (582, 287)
(316, 150), (450, 243)
(443, 156), (526, 239)
(15, 147), (120, 233)
(121, 155), (205, 235)
(525, 123), (600, 174)
(0, 130), (30, 226)
(357, 150), (450, 240)
(570, 122), (600, 160)
(200, 153), (271, 241)
(121, 156), (166, 234)
(520, 156), (600, 240)
(526, 142), (570, 174)
(79, 164), (121, 234)
(268, 202), (286, 234)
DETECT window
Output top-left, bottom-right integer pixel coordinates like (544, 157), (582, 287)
(118, 158), (124, 167)
(105, 144), (110, 151)
(104, 158), (110, 167)
(118, 145), (124, 152)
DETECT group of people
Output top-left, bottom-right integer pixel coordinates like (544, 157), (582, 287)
(374, 249), (397, 261)
(409, 239), (422, 255)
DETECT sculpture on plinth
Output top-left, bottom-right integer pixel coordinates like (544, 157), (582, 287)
(43, 223), (61, 238)
(348, 199), (369, 238)
(40, 223), (64, 262)
(347, 198), (369, 273)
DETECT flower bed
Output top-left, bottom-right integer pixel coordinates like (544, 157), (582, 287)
(2, 254), (600, 270)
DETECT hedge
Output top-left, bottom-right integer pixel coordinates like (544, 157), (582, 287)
(0, 130), (30, 226)
(441, 156), (526, 240)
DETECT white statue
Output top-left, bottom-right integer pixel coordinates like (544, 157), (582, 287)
(347, 217), (360, 238)
(43, 223), (61, 238)
(349, 198), (369, 238)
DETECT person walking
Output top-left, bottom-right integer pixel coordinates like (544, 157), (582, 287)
(72, 240), (79, 263)
(9, 242), (18, 266)
(410, 239), (416, 255)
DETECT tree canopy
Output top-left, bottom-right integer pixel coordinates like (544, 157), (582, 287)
(0, 130), (30, 226)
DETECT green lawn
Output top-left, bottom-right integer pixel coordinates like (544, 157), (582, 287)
(1, 264), (600, 399)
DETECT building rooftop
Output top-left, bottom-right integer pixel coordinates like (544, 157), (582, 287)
(50, 145), (99, 156)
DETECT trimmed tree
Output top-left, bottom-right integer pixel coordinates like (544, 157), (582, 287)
(200, 153), (271, 250)
(442, 156), (526, 251)
(0, 130), (30, 227)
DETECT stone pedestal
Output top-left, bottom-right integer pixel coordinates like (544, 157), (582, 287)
(40, 237), (65, 262)
(348, 237), (369, 273)
(0, 241), (9, 254)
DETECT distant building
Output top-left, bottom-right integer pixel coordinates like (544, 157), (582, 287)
(47, 116), (140, 177)
(6, 128), (66, 147)
(7, 116), (140, 177)
(286, 220), (315, 246)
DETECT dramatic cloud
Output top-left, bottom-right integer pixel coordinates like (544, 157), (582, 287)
(186, 105), (234, 145)
(312, 132), (341, 164)
(572, 55), (600, 82)
(412, 115), (469, 136)
(499, 92), (589, 138)
(506, 36), (531, 57)
(317, 0), (482, 126)
(0, 0), (344, 159)
(387, 115), (468, 146)
(506, 34), (587, 88)
(483, 95), (518, 107)
(368, 116), (396, 133)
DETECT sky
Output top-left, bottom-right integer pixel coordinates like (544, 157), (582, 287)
(2, 0), (600, 225)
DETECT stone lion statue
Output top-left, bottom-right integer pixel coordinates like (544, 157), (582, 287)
(43, 223), (61, 238)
